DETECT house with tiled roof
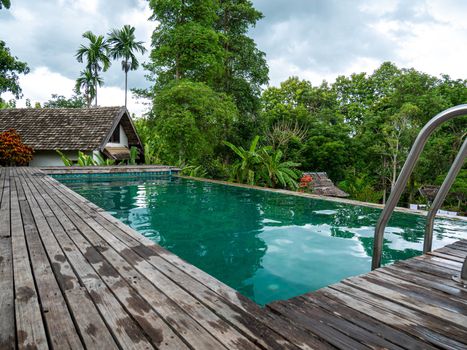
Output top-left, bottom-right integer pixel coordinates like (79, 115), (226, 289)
(0, 106), (143, 166)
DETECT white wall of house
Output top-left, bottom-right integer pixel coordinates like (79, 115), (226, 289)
(29, 150), (91, 167)
(120, 125), (128, 147)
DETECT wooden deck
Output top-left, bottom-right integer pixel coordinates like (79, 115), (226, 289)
(0, 167), (466, 349)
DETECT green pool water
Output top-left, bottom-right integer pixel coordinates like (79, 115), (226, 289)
(57, 175), (467, 305)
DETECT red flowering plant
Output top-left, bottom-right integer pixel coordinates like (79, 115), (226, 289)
(0, 129), (33, 166)
(298, 174), (313, 192)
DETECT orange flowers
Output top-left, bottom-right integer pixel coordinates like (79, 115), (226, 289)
(0, 129), (33, 166)
(298, 174), (313, 192)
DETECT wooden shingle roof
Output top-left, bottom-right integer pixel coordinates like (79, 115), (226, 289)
(0, 107), (142, 151)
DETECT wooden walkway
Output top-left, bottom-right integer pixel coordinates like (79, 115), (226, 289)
(0, 167), (466, 349)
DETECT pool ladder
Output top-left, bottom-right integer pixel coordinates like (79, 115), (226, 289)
(371, 105), (467, 284)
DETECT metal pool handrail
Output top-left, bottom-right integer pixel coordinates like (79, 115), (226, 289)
(424, 138), (467, 254)
(372, 104), (467, 270)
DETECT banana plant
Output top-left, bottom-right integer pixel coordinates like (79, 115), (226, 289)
(224, 135), (263, 185)
(77, 151), (96, 166)
(259, 148), (301, 190)
(56, 150), (73, 166)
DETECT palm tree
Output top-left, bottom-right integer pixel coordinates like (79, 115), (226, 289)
(107, 25), (147, 107)
(75, 68), (102, 107)
(75, 31), (110, 107)
(0, 0), (11, 9)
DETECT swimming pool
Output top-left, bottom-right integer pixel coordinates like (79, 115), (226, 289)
(57, 174), (467, 305)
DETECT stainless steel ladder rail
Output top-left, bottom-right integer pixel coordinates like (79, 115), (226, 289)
(424, 138), (467, 253)
(372, 104), (467, 270)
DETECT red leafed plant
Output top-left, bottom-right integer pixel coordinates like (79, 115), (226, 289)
(298, 174), (313, 192)
(0, 129), (33, 166)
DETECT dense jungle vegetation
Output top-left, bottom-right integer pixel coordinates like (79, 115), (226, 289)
(133, 0), (466, 212)
(0, 0), (465, 211)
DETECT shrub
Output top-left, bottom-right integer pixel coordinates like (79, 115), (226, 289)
(0, 128), (33, 166)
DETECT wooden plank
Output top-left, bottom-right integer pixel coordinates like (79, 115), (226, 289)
(0, 236), (15, 349)
(0, 168), (14, 349)
(324, 286), (467, 349)
(9, 169), (48, 350)
(303, 291), (439, 350)
(449, 242), (467, 252)
(393, 258), (459, 279)
(24, 169), (189, 350)
(366, 270), (467, 310)
(415, 255), (462, 271)
(333, 280), (467, 343)
(437, 246), (467, 259)
(270, 297), (402, 350)
(40, 170), (301, 350)
(16, 168), (118, 349)
(381, 264), (467, 299)
(428, 251), (465, 263)
(20, 173), (156, 349)
(0, 167), (11, 237)
(344, 274), (467, 328)
(15, 175), (83, 349)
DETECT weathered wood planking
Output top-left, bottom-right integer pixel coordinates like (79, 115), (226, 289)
(37, 168), (302, 350)
(1, 167), (466, 350)
(16, 168), (119, 349)
(0, 168), (15, 349)
(9, 169), (48, 350)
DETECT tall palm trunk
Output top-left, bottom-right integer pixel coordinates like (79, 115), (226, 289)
(124, 70), (128, 107)
(124, 59), (128, 107)
(94, 66), (98, 107)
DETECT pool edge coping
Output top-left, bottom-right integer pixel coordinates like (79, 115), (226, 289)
(177, 175), (467, 222)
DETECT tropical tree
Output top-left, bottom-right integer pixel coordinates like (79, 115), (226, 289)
(0, 40), (29, 101)
(153, 80), (238, 165)
(107, 25), (147, 107)
(258, 149), (301, 190)
(224, 135), (263, 185)
(75, 68), (102, 107)
(224, 136), (301, 189)
(0, 0), (11, 9)
(75, 31), (110, 107)
(43, 94), (87, 108)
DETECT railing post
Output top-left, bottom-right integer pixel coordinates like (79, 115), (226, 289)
(453, 256), (467, 286)
(372, 105), (467, 270)
(424, 138), (467, 253)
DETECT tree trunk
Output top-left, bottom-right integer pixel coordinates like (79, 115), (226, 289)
(94, 66), (98, 107)
(124, 67), (128, 107)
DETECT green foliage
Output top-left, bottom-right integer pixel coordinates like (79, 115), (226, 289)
(129, 146), (138, 165)
(77, 151), (96, 166)
(338, 174), (383, 203)
(0, 99), (16, 109)
(180, 164), (208, 178)
(93, 152), (115, 166)
(0, 0), (11, 9)
(75, 68), (102, 107)
(224, 135), (262, 185)
(147, 0), (223, 87)
(435, 169), (467, 212)
(224, 136), (301, 190)
(108, 25), (147, 106)
(56, 150), (73, 166)
(142, 0), (268, 144)
(0, 40), (29, 101)
(152, 80), (238, 164)
(43, 94), (87, 108)
(258, 149), (301, 190)
(75, 31), (110, 106)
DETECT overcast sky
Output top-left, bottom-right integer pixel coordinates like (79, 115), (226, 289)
(1, 0), (467, 115)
